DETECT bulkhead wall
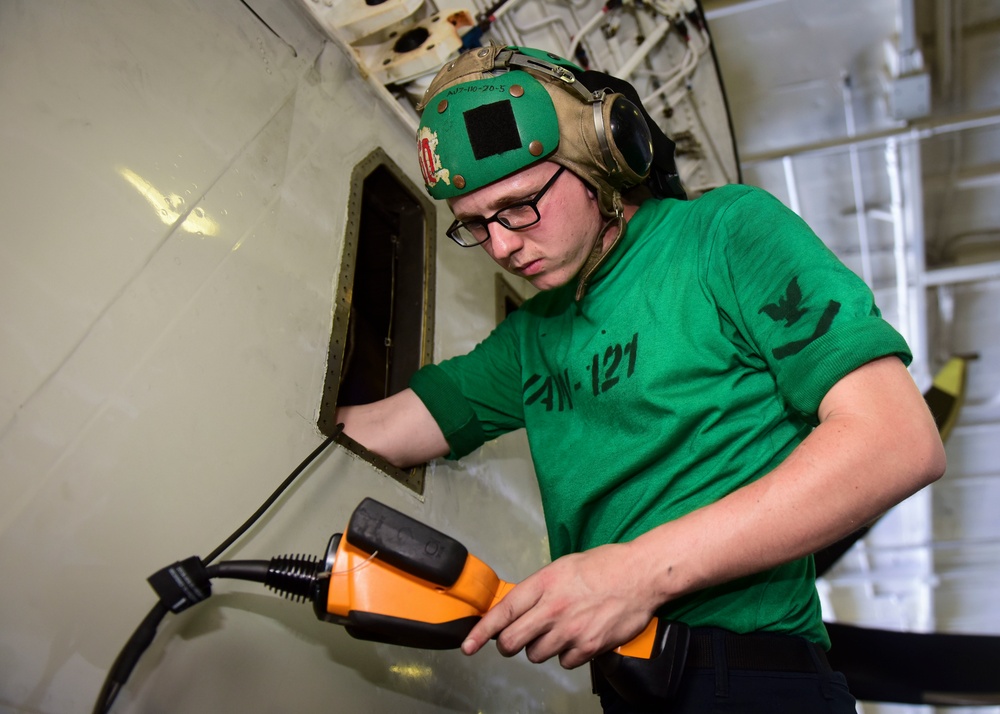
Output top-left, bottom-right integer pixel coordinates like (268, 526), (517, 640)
(0, 0), (594, 711)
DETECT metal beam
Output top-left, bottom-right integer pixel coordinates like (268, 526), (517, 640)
(740, 107), (1000, 165)
(925, 260), (1000, 287)
(701, 0), (790, 20)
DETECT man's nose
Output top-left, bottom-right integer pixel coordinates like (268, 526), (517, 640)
(484, 224), (524, 262)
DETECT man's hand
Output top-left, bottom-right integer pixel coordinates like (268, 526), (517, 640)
(461, 542), (659, 669)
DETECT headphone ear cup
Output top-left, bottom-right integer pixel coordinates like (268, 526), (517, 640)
(595, 93), (653, 187)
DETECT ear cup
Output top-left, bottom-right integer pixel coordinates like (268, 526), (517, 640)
(596, 93), (653, 185)
(580, 68), (684, 199)
(495, 49), (653, 187)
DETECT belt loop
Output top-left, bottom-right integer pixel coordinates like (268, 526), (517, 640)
(712, 629), (729, 698)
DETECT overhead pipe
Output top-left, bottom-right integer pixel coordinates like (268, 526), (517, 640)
(615, 14), (674, 79)
(886, 138), (911, 345)
(487, 0), (528, 22)
(841, 73), (875, 288)
(894, 0), (923, 75)
(860, 532), (1000, 553)
(640, 24), (710, 106)
(884, 134), (935, 387)
(740, 107), (1000, 166)
(567, 5), (608, 62)
(505, 11), (574, 37)
(781, 156), (801, 215)
(701, 0), (790, 20)
(924, 260), (1000, 287)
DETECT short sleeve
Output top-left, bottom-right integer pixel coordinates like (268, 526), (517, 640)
(704, 186), (911, 417)
(408, 312), (527, 458)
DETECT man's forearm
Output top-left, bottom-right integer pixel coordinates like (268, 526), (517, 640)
(335, 388), (451, 468)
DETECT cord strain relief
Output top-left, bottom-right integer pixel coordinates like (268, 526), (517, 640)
(265, 555), (323, 602)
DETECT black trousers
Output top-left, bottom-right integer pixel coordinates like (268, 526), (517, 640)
(593, 629), (858, 714)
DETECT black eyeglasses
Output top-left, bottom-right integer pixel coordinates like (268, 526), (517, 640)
(446, 166), (566, 247)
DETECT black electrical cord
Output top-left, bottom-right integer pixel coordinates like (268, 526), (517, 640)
(91, 602), (169, 714)
(202, 431), (339, 564)
(206, 560), (271, 582)
(91, 429), (340, 714)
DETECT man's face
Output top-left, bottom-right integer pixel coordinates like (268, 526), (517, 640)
(448, 162), (608, 291)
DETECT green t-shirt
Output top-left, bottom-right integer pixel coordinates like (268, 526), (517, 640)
(411, 184), (910, 647)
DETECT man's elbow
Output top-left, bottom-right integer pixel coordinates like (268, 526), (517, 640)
(909, 413), (947, 490)
(924, 435), (947, 486)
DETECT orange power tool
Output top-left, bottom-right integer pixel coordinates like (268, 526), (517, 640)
(307, 498), (689, 704)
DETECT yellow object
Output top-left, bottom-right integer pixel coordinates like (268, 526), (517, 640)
(925, 356), (970, 442)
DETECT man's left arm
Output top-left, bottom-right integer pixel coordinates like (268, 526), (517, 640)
(461, 355), (946, 668)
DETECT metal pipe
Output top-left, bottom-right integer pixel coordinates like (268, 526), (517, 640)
(900, 130), (931, 385)
(852, 530), (1000, 555)
(886, 138), (911, 344)
(842, 74), (874, 287)
(822, 570), (940, 586)
(894, 0), (921, 74)
(926, 162), (1000, 191)
(616, 15), (674, 79)
(701, 0), (790, 20)
(781, 156), (801, 215)
(826, 566), (1000, 585)
(490, 0), (529, 21)
(567, 5), (608, 61)
(924, 259), (1000, 287)
(740, 107), (1000, 166)
(507, 11), (573, 38)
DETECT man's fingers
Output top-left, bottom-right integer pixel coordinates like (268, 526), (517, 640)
(461, 582), (539, 656)
(533, 626), (601, 669)
(460, 636), (483, 656)
(523, 632), (564, 664)
(460, 551), (644, 668)
(557, 646), (595, 670)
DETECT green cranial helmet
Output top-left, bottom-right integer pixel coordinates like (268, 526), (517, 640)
(416, 45), (653, 218)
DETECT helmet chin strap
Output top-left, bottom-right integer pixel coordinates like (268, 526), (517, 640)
(574, 193), (626, 301)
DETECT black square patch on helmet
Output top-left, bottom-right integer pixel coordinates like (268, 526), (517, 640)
(465, 100), (522, 160)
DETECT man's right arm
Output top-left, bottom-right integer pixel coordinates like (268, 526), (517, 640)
(335, 388), (450, 468)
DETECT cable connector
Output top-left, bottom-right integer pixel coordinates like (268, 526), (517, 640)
(147, 557), (212, 613)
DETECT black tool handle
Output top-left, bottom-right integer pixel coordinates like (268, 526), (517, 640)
(343, 611), (480, 650)
(594, 619), (691, 707)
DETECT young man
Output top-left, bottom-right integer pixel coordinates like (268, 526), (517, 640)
(337, 45), (945, 712)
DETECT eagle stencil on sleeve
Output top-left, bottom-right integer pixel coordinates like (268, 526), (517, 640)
(759, 277), (841, 359)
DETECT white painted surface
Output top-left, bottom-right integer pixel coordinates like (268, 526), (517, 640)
(0, 1), (596, 711)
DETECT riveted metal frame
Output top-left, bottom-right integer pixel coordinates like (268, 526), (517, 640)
(319, 148), (436, 494)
